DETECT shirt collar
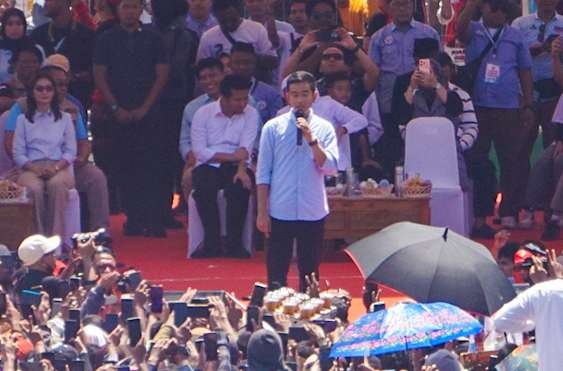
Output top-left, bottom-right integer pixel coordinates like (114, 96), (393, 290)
(533, 12), (559, 23)
(214, 99), (249, 118)
(35, 110), (53, 119)
(391, 19), (415, 31)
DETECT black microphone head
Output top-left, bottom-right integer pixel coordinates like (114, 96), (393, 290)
(295, 109), (305, 119)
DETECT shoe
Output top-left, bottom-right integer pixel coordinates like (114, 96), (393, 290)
(471, 224), (497, 239)
(225, 249), (251, 259)
(164, 217), (184, 229)
(501, 216), (517, 229)
(191, 248), (219, 259)
(518, 210), (534, 229)
(123, 222), (144, 236)
(144, 226), (167, 238)
(541, 222), (560, 241)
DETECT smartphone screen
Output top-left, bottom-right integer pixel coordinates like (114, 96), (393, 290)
(127, 317), (142, 346)
(70, 276), (81, 291)
(0, 292), (6, 315)
(369, 301), (386, 313)
(121, 297), (134, 321)
(418, 58), (431, 74)
(127, 271), (142, 290)
(186, 305), (209, 319)
(169, 301), (189, 326)
(250, 282), (267, 307)
(289, 326), (309, 342)
(64, 319), (78, 343)
(103, 313), (119, 333)
(149, 286), (164, 313)
(204, 332), (218, 361)
(69, 308), (81, 324)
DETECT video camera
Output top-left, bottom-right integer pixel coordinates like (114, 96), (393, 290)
(71, 228), (111, 248)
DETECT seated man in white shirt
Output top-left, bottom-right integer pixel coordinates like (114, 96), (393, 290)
(190, 75), (260, 259)
(196, 0), (278, 72)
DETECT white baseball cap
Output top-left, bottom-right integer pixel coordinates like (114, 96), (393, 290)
(18, 235), (60, 266)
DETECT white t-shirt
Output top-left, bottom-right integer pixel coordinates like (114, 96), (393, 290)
(196, 19), (276, 60)
(493, 279), (563, 371)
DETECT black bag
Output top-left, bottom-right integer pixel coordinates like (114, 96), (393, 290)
(455, 27), (502, 93)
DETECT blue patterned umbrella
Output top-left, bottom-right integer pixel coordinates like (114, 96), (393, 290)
(331, 302), (482, 358)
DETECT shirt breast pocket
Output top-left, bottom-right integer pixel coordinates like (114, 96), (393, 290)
(381, 42), (399, 61)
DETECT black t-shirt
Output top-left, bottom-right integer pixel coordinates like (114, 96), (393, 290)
(14, 268), (50, 294)
(94, 24), (168, 110)
(31, 21), (95, 106)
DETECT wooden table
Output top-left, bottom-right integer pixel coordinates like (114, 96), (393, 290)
(0, 201), (34, 250)
(325, 196), (430, 241)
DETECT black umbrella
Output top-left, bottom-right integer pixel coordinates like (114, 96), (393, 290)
(346, 222), (516, 315)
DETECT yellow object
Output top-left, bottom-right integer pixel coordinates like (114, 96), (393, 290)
(339, 0), (370, 35)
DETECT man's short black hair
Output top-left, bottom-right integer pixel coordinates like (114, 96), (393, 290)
(306, 0), (336, 17)
(212, 0), (241, 14)
(196, 57), (224, 77)
(289, 0), (307, 9)
(13, 44), (43, 64)
(220, 74), (252, 97)
(286, 71), (316, 92)
(482, 0), (512, 15)
(498, 242), (520, 260)
(325, 71), (351, 89)
(413, 38), (440, 60)
(437, 52), (455, 68)
(230, 42), (256, 55)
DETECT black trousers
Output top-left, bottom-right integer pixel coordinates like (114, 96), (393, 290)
(114, 114), (167, 230)
(267, 218), (325, 292)
(192, 163), (252, 253)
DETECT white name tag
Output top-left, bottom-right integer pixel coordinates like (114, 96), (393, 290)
(485, 63), (500, 83)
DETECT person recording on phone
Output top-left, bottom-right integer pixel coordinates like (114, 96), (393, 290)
(256, 71), (338, 292)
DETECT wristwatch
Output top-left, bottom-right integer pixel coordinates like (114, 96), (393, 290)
(308, 139), (319, 146)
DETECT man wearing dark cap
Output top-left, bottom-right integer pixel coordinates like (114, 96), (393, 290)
(247, 329), (288, 371)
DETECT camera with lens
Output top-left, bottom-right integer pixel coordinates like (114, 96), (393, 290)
(71, 228), (111, 248)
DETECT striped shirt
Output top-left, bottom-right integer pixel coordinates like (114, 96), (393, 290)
(449, 83), (478, 151)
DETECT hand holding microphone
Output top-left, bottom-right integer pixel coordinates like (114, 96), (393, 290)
(295, 109), (312, 145)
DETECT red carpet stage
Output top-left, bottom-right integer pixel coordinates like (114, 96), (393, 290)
(109, 213), (563, 318)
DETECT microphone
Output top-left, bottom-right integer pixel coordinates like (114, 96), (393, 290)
(295, 109), (305, 146)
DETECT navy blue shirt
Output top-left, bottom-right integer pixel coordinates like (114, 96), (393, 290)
(94, 24), (168, 110)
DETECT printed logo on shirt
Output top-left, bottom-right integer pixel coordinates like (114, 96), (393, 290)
(257, 101), (267, 110)
(384, 36), (394, 45)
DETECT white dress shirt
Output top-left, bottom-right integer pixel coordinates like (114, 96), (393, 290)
(493, 279), (563, 371)
(191, 100), (260, 167)
(361, 92), (384, 145)
(278, 95), (368, 171)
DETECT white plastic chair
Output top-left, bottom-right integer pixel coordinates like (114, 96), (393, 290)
(187, 191), (255, 258)
(0, 112), (81, 246)
(404, 117), (472, 236)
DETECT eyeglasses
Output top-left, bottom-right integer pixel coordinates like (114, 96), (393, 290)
(34, 84), (54, 93)
(538, 24), (546, 42)
(322, 53), (344, 61)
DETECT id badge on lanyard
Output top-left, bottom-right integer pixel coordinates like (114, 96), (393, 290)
(484, 27), (503, 84)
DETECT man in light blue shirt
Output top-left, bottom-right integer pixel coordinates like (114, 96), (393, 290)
(512, 0), (563, 147)
(186, 0), (218, 38)
(256, 71), (338, 291)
